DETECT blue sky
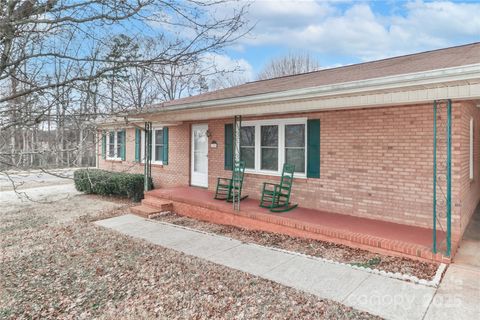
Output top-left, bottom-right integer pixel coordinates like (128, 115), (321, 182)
(214, 0), (480, 81)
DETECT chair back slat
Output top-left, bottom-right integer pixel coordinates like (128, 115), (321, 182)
(214, 160), (247, 202)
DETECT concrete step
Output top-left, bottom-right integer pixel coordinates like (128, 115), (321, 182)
(141, 197), (173, 212)
(130, 204), (161, 218)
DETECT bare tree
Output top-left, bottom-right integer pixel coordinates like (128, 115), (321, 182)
(0, 0), (251, 173)
(257, 52), (320, 80)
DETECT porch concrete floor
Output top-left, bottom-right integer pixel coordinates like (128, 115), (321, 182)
(147, 186), (447, 261)
(95, 214), (438, 320)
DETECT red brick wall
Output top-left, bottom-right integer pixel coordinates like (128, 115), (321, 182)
(97, 124), (190, 188)
(98, 101), (479, 234)
(452, 101), (480, 239)
(208, 104), (436, 228)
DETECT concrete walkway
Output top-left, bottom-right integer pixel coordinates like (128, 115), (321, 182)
(94, 214), (445, 320)
(424, 208), (480, 320)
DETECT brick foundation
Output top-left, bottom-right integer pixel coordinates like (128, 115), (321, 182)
(147, 187), (451, 263)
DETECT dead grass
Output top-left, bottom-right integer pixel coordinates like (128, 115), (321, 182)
(154, 212), (440, 281)
(0, 194), (380, 319)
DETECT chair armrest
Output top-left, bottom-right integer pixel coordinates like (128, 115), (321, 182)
(262, 182), (279, 192)
(263, 182), (279, 187)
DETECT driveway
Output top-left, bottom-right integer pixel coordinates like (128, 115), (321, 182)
(0, 168), (76, 192)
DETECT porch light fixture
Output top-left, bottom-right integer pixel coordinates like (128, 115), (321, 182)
(205, 129), (212, 137)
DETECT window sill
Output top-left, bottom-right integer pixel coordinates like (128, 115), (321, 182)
(244, 170), (307, 180)
(140, 162), (164, 168)
(105, 158), (123, 162)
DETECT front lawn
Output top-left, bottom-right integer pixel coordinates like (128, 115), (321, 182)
(0, 194), (379, 319)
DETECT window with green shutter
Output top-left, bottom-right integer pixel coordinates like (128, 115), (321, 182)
(120, 129), (126, 161)
(140, 127), (168, 164)
(135, 128), (141, 162)
(105, 129), (125, 161)
(224, 123), (233, 170)
(163, 127), (169, 165)
(307, 119), (320, 178)
(101, 131), (106, 159)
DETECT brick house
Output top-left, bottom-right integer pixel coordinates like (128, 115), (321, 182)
(97, 43), (480, 261)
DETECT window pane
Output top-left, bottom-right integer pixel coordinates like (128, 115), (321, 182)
(116, 144), (121, 158)
(116, 131), (123, 158)
(261, 148), (278, 171)
(108, 132), (115, 157)
(240, 147), (255, 169)
(117, 130), (124, 142)
(240, 126), (255, 147)
(286, 148), (305, 173)
(261, 125), (278, 147)
(285, 124), (305, 147)
(109, 144), (115, 157)
(155, 129), (163, 144)
(194, 130), (207, 152)
(155, 145), (163, 162)
(194, 152), (207, 173)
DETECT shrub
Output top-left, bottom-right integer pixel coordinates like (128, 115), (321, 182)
(74, 169), (153, 202)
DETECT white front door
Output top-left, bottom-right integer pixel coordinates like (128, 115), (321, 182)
(191, 124), (209, 187)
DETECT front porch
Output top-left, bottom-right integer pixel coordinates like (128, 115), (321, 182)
(133, 186), (453, 263)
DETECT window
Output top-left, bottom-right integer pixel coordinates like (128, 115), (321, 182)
(261, 125), (278, 171)
(240, 126), (255, 169)
(106, 130), (124, 160)
(285, 124), (305, 173)
(116, 131), (124, 159)
(470, 118), (474, 180)
(141, 127), (164, 164)
(154, 129), (164, 162)
(240, 118), (307, 176)
(108, 131), (115, 158)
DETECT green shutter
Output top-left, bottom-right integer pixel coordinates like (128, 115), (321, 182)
(101, 131), (106, 159)
(163, 127), (169, 165)
(135, 128), (140, 162)
(307, 119), (320, 178)
(120, 129), (126, 161)
(224, 123), (233, 170)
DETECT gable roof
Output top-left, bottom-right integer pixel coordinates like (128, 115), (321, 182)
(150, 42), (480, 111)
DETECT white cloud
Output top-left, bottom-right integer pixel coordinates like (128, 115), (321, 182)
(240, 0), (480, 61)
(202, 53), (254, 89)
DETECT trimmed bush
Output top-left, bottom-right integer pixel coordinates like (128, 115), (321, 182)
(74, 169), (153, 202)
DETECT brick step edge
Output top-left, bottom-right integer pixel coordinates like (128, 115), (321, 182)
(130, 205), (162, 218)
(142, 198), (173, 211)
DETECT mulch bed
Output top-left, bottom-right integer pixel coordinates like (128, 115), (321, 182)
(0, 195), (380, 319)
(154, 212), (440, 281)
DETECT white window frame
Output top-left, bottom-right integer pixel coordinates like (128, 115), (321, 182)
(470, 117), (474, 180)
(106, 130), (123, 161)
(141, 127), (164, 165)
(241, 118), (307, 178)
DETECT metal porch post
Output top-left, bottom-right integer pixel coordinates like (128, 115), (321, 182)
(433, 101), (437, 254)
(144, 122), (152, 192)
(432, 99), (452, 257)
(232, 115), (241, 211)
(446, 100), (452, 257)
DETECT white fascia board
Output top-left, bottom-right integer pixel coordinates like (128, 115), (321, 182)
(156, 63), (480, 112)
(144, 81), (480, 122)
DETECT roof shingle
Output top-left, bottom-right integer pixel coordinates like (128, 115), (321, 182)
(157, 42), (480, 109)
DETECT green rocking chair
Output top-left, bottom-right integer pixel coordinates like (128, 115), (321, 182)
(214, 160), (248, 202)
(260, 163), (298, 212)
